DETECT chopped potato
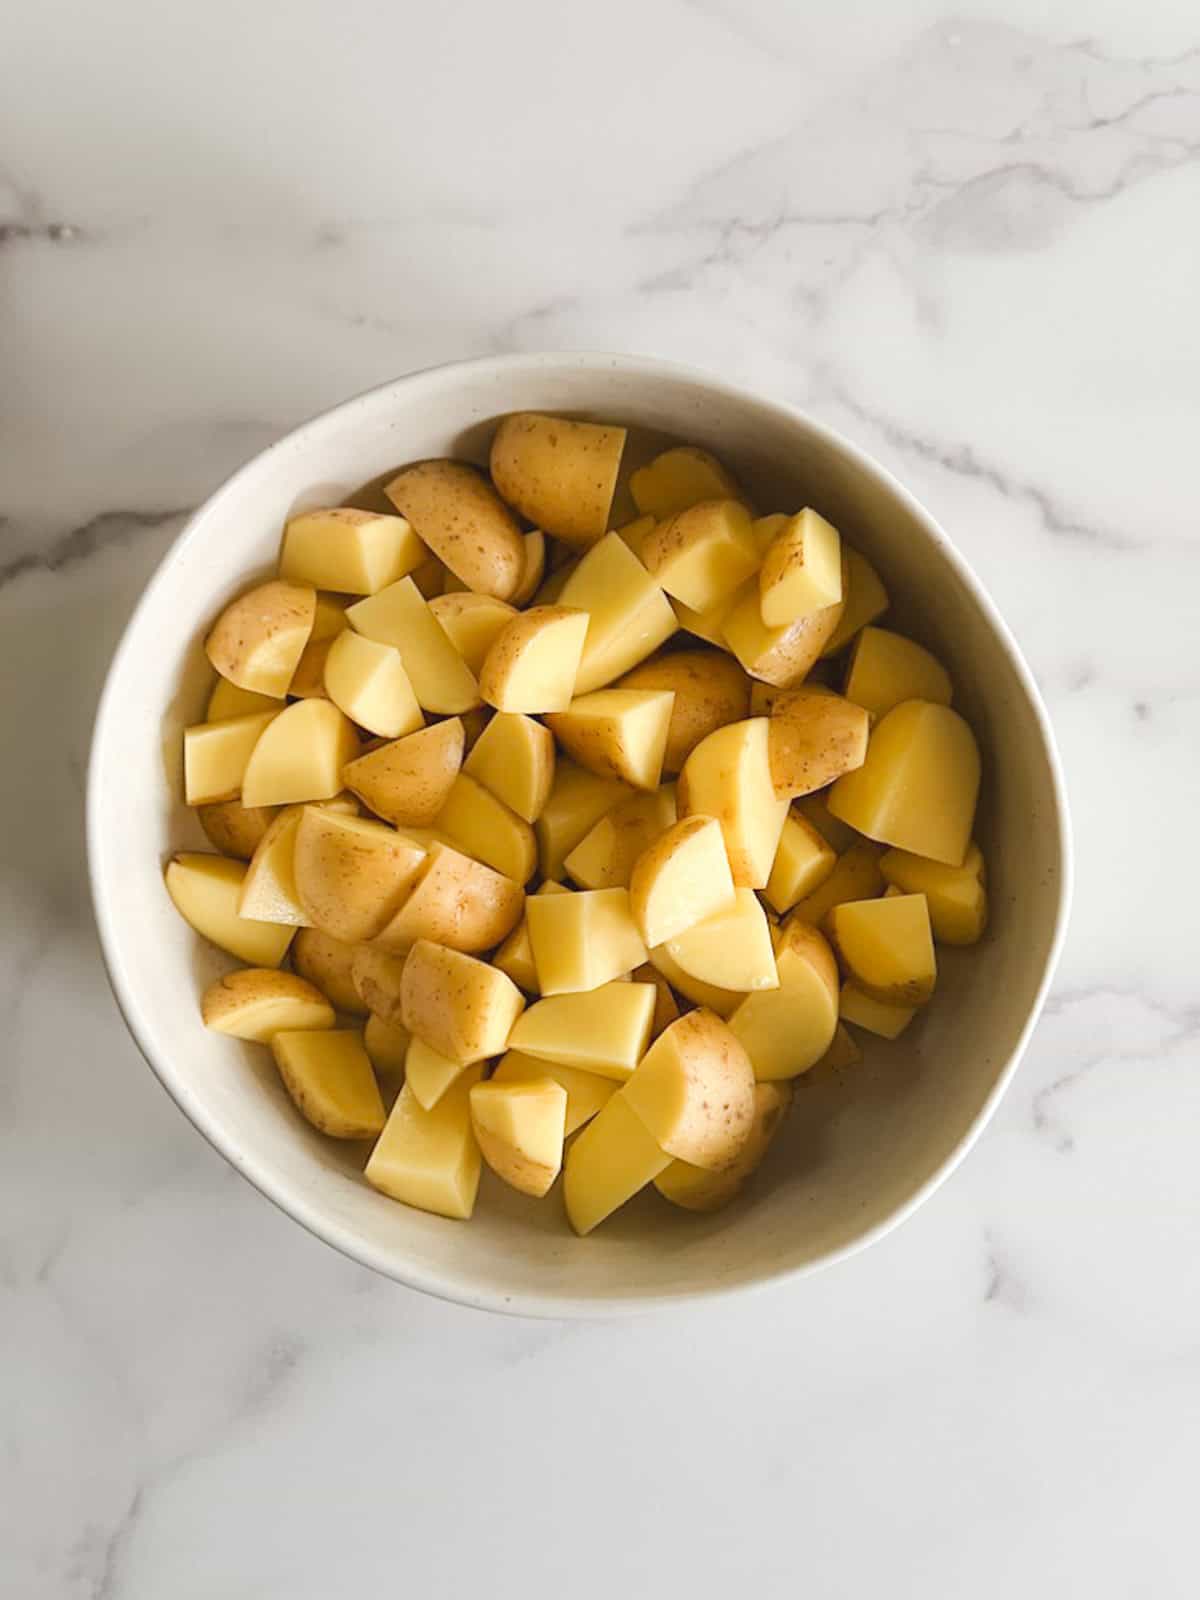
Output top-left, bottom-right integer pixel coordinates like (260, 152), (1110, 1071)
(788, 838), (884, 925)
(727, 919), (839, 1080)
(678, 718), (788, 889)
(280, 508), (426, 595)
(490, 412), (626, 547)
(814, 1022), (863, 1072)
(662, 888), (778, 995)
(629, 814), (735, 948)
(821, 546), (889, 656)
(165, 854), (295, 967)
(492, 1052), (615, 1137)
(766, 688), (868, 798)
(534, 761), (633, 881)
(240, 698), (359, 808)
(385, 460), (525, 600)
(764, 811), (837, 914)
(525, 887), (647, 996)
(826, 892), (937, 1006)
(405, 1035), (472, 1111)
(492, 881), (571, 992)
(470, 1077), (567, 1197)
(844, 626), (952, 722)
(363, 1013), (411, 1079)
(879, 841), (987, 946)
(655, 1081), (792, 1212)
(558, 533), (677, 694)
(428, 592), (516, 674)
(462, 711), (555, 823)
(323, 629), (424, 739)
(434, 772), (537, 882)
(511, 530), (546, 607)
(758, 509), (843, 627)
(342, 719), (464, 826)
(618, 649), (750, 774)
(271, 1028), (385, 1138)
(347, 577), (479, 715)
(839, 981), (916, 1038)
(479, 605), (590, 714)
(647, 943), (740, 1018)
(563, 1089), (672, 1235)
(196, 797), (278, 861)
(293, 809), (426, 942)
(374, 840), (522, 955)
(400, 941), (524, 1064)
(632, 963), (682, 1039)
(722, 580), (844, 686)
(206, 678), (280, 722)
(563, 785), (676, 890)
(622, 1009), (755, 1170)
(201, 968), (335, 1041)
(292, 928), (368, 1015)
(365, 1068), (484, 1219)
(630, 445), (740, 519)
(547, 689), (674, 791)
(205, 579), (316, 698)
(642, 500), (759, 612)
(183, 711), (278, 806)
(507, 981), (656, 1080)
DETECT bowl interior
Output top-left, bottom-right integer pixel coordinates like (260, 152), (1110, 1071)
(89, 355), (1067, 1314)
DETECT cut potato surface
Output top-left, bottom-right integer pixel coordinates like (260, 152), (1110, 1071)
(526, 888), (647, 996)
(323, 629), (424, 739)
(547, 689), (674, 791)
(879, 841), (987, 945)
(375, 840), (522, 955)
(534, 761), (633, 881)
(844, 626), (952, 722)
(678, 718), (788, 889)
(165, 854), (295, 967)
(201, 968), (335, 1041)
(728, 919), (839, 1080)
(490, 412), (626, 547)
(633, 963), (682, 1039)
(618, 649), (750, 774)
(280, 508), (426, 595)
(759, 509), (843, 627)
(788, 838), (884, 925)
(401, 941), (524, 1064)
(462, 711), (554, 824)
(622, 1009), (755, 1171)
(821, 546), (889, 657)
(272, 1029), (385, 1139)
(342, 719), (464, 827)
(479, 605), (590, 714)
(828, 700), (980, 866)
(764, 811), (837, 914)
(385, 460), (525, 601)
(563, 1090), (673, 1236)
(184, 711), (278, 806)
(435, 772), (537, 883)
(364, 1013), (411, 1079)
(365, 1069), (484, 1220)
(558, 532), (677, 695)
(492, 1052), (616, 1137)
(492, 880), (570, 992)
(722, 581), (844, 686)
(206, 579), (316, 698)
(347, 577), (479, 715)
(839, 981), (916, 1038)
(767, 689), (868, 799)
(240, 698), (359, 808)
(287, 634), (335, 698)
(647, 943), (741, 1018)
(292, 928), (368, 1015)
(655, 1081), (792, 1212)
(507, 982), (656, 1080)
(796, 791), (859, 854)
(239, 803), (315, 926)
(629, 814), (735, 948)
(662, 887), (778, 995)
(630, 445), (740, 519)
(642, 499), (759, 613)
(197, 797), (278, 860)
(470, 1077), (567, 1198)
(827, 892), (937, 1006)
(206, 678), (280, 722)
(429, 592), (516, 675)
(405, 1036), (472, 1111)
(564, 785), (677, 891)
(348, 945), (409, 1026)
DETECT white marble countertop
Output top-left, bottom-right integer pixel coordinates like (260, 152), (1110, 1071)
(5, 2), (1199, 1594)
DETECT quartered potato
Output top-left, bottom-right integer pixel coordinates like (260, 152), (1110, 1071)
(621, 1009), (755, 1170)
(293, 809), (427, 942)
(202, 968), (335, 1042)
(879, 841), (987, 946)
(347, 577), (480, 715)
(183, 711), (278, 806)
(557, 532), (677, 694)
(618, 649), (750, 774)
(678, 718), (788, 889)
(470, 1076), (567, 1198)
(507, 981), (656, 1080)
(196, 797), (278, 860)
(374, 840), (522, 955)
(280, 508), (426, 595)
(165, 854), (295, 967)
(400, 941), (525, 1065)
(642, 500), (759, 612)
(490, 412), (626, 547)
(546, 689), (675, 791)
(271, 1028), (386, 1139)
(727, 918), (839, 1080)
(462, 711), (555, 823)
(342, 719), (465, 826)
(766, 688), (868, 799)
(385, 460), (525, 601)
(478, 605), (590, 714)
(240, 698), (359, 808)
(365, 1068), (484, 1220)
(292, 928), (369, 1016)
(205, 579), (316, 698)
(630, 445), (740, 519)
(821, 546), (889, 657)
(758, 508), (843, 627)
(563, 785), (676, 891)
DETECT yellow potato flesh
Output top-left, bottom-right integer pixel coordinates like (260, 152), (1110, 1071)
(622, 1009), (755, 1170)
(342, 719), (464, 827)
(633, 963), (682, 1038)
(271, 1028), (385, 1138)
(365, 1069), (484, 1220)
(728, 920), (838, 1080)
(291, 929), (368, 1015)
(614, 515), (656, 560)
(206, 678), (279, 721)
(507, 981), (656, 1080)
(564, 785), (677, 891)
(839, 982), (915, 1038)
(559, 533), (677, 695)
(165, 854), (295, 967)
(183, 711), (278, 805)
(655, 1081), (792, 1212)
(821, 546), (889, 657)
(722, 582), (843, 686)
(764, 812), (837, 914)
(280, 508), (426, 595)
(293, 809), (427, 943)
(364, 1013), (411, 1079)
(750, 513), (787, 556)
(205, 580), (316, 698)
(526, 888), (647, 995)
(630, 446), (740, 519)
(428, 592), (516, 675)
(844, 627), (952, 722)
(671, 585), (742, 650)
(618, 649), (750, 775)
(310, 592), (351, 642)
(643, 500), (759, 612)
(434, 773), (536, 883)
(347, 577), (479, 715)
(238, 804), (313, 926)
(663, 888), (778, 994)
(405, 1035), (472, 1111)
(374, 841), (522, 955)
(490, 412), (626, 547)
(796, 791), (859, 854)
(546, 689), (674, 792)
(534, 761), (632, 881)
(200, 968), (335, 1042)
(469, 1078), (567, 1198)
(788, 839), (884, 925)
(478, 605), (590, 714)
(491, 1051), (616, 1136)
(879, 841), (987, 945)
(510, 530), (546, 608)
(678, 718), (788, 889)
(323, 629), (424, 739)
(400, 941), (525, 1064)
(647, 943), (741, 1019)
(759, 509), (843, 627)
(492, 881), (570, 992)
(563, 1090), (672, 1235)
(240, 698), (360, 808)
(287, 634), (334, 699)
(462, 711), (555, 823)
(828, 700), (981, 866)
(827, 892), (937, 1006)
(348, 945), (409, 1025)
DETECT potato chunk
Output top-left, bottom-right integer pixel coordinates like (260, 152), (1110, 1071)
(534, 761), (633, 881)
(844, 627), (952, 722)
(323, 630), (424, 739)
(201, 968), (335, 1041)
(385, 460), (525, 600)
(662, 888), (778, 995)
(647, 944), (740, 1019)
(558, 533), (677, 694)
(759, 509), (843, 627)
(879, 841), (987, 946)
(618, 649), (750, 774)
(525, 888), (647, 996)
(470, 1077), (567, 1198)
(280, 508), (426, 595)
(628, 814), (735, 948)
(821, 546), (889, 656)
(293, 809), (427, 942)
(677, 718), (788, 888)
(374, 840), (522, 955)
(622, 1009), (755, 1170)
(642, 500), (759, 612)
(511, 530), (546, 607)
(183, 711), (278, 805)
(546, 689), (674, 791)
(491, 1051), (616, 1136)
(788, 838), (883, 924)
(405, 1036), (473, 1111)
(839, 982), (915, 1038)
(165, 854), (295, 967)
(197, 797), (278, 861)
(655, 1081), (792, 1212)
(342, 719), (464, 827)
(347, 577), (479, 715)
(462, 711), (555, 823)
(564, 785), (676, 891)
(479, 605), (590, 714)
(271, 1029), (385, 1138)
(722, 581), (844, 686)
(764, 811), (837, 914)
(363, 1013), (411, 1079)
(400, 941), (524, 1064)
(434, 773), (537, 883)
(507, 981), (656, 1080)
(727, 919), (838, 1080)
(826, 892), (937, 1005)
(490, 412), (626, 547)
(828, 700), (981, 866)
(767, 689), (868, 799)
(206, 678), (279, 722)
(291, 928), (368, 1015)
(205, 579), (315, 698)
(629, 445), (740, 519)
(563, 1091), (672, 1235)
(365, 1069), (484, 1220)
(240, 698), (360, 808)
(428, 592), (516, 674)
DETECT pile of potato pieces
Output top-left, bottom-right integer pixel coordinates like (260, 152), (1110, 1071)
(167, 412), (988, 1236)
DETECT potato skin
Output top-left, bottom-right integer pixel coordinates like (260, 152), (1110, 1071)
(291, 928), (369, 1015)
(490, 413), (626, 547)
(205, 579), (316, 695)
(478, 606), (589, 714)
(197, 798), (278, 859)
(385, 460), (524, 601)
(767, 689), (869, 798)
(349, 945), (409, 1025)
(200, 967), (335, 1039)
(374, 842), (523, 954)
(343, 719), (465, 826)
(400, 940), (524, 1064)
(618, 649), (750, 774)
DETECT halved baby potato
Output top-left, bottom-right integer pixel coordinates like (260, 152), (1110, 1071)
(385, 460), (525, 601)
(240, 698), (360, 808)
(678, 717), (788, 889)
(293, 809), (427, 942)
(164, 854), (295, 967)
(767, 688), (868, 799)
(490, 412), (626, 547)
(622, 1008), (755, 1170)
(507, 981), (656, 1080)
(662, 888), (778, 995)
(401, 941), (525, 1065)
(201, 968), (335, 1041)
(342, 718), (464, 826)
(271, 1028), (386, 1138)
(183, 711), (278, 806)
(323, 630), (424, 739)
(462, 711), (555, 824)
(434, 773), (537, 883)
(347, 577), (479, 715)
(642, 500), (759, 612)
(629, 814), (735, 948)
(727, 918), (838, 1080)
(469, 1077), (567, 1198)
(280, 508), (426, 594)
(630, 445), (740, 519)
(478, 605), (590, 714)
(546, 689), (674, 791)
(205, 579), (316, 698)
(618, 648), (750, 774)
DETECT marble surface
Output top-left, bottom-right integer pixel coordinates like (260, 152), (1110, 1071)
(4, 2), (1199, 1594)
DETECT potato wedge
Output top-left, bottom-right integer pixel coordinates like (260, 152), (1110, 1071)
(196, 797), (279, 861)
(647, 944), (741, 1018)
(843, 626), (952, 722)
(183, 711), (278, 806)
(677, 717), (788, 888)
(462, 711), (555, 824)
(828, 700), (981, 866)
(323, 629), (424, 739)
(722, 580), (844, 686)
(525, 888), (647, 996)
(563, 785), (676, 890)
(655, 1081), (792, 1212)
(558, 533), (677, 694)
(662, 888), (778, 995)
(758, 508), (843, 626)
(363, 1012), (411, 1079)
(348, 944), (410, 1025)
(291, 928), (368, 1015)
(879, 841), (987, 946)
(293, 809), (427, 942)
(622, 1009), (755, 1170)
(563, 1089), (673, 1235)
(506, 981), (656, 1080)
(788, 838), (883, 925)
(767, 689), (868, 798)
(821, 546), (889, 656)
(511, 530), (546, 607)
(271, 1028), (385, 1138)
(826, 892), (937, 1005)
(384, 460), (525, 600)
(630, 445), (740, 519)
(764, 811), (837, 914)
(839, 981), (915, 1038)
(365, 1068), (485, 1219)
(434, 773), (537, 883)
(240, 698), (360, 808)
(470, 1077), (567, 1197)
(428, 592), (516, 675)
(478, 605), (589, 715)
(400, 941), (524, 1064)
(280, 507), (426, 594)
(490, 412), (626, 547)
(239, 801), (349, 926)
(491, 1051), (615, 1136)
(632, 963), (681, 1039)
(164, 854), (294, 967)
(546, 689), (674, 791)
(347, 577), (479, 715)
(534, 761), (633, 881)
(201, 968), (334, 1041)
(641, 500), (759, 612)
(727, 919), (838, 1080)
(618, 649), (750, 774)
(206, 678), (279, 722)
(405, 1035), (473, 1111)
(205, 579), (316, 698)
(342, 719), (464, 826)
(287, 634), (334, 699)
(628, 814), (735, 947)
(374, 840), (523, 955)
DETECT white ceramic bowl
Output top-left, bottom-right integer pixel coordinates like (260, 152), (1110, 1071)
(88, 353), (1070, 1316)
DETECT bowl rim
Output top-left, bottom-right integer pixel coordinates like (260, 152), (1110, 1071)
(86, 351), (1073, 1318)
